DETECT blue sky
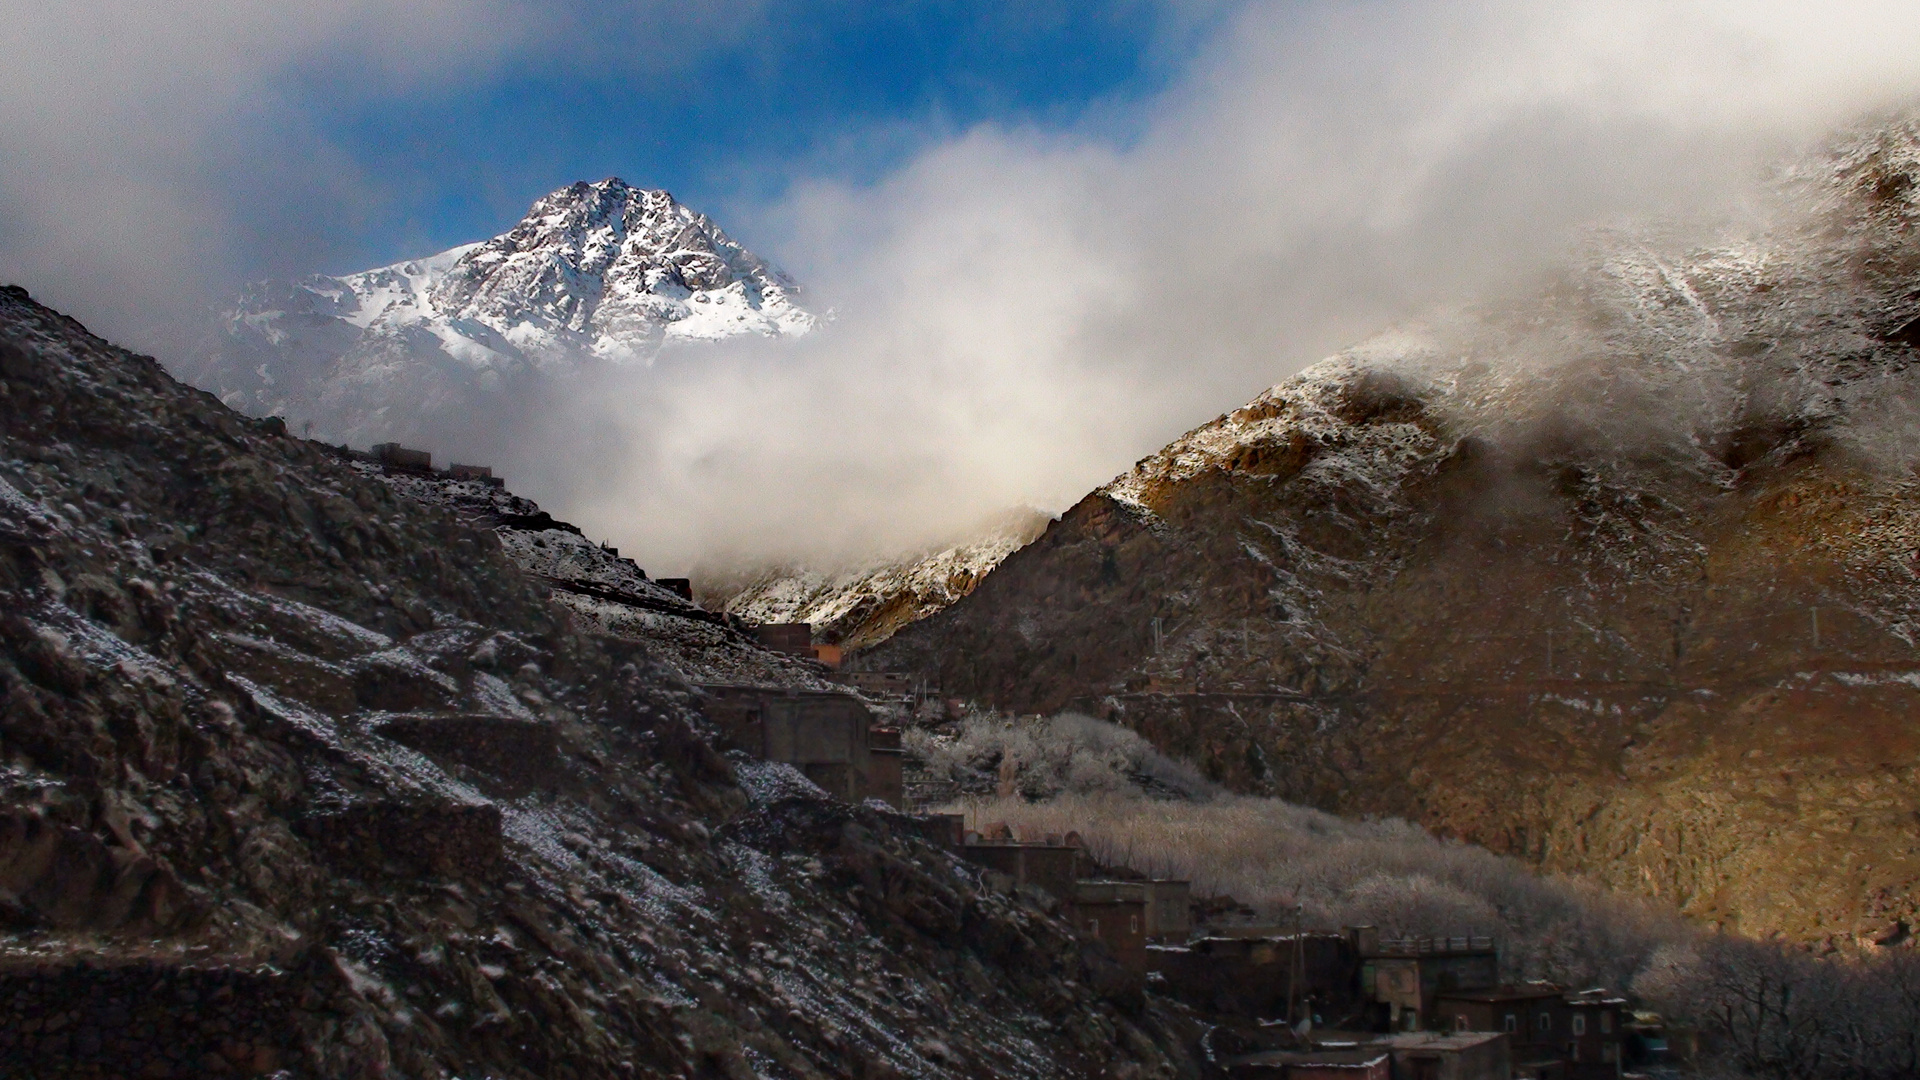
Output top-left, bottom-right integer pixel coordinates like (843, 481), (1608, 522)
(288, 1), (1224, 272)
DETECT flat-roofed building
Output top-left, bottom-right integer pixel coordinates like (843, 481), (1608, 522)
(1150, 932), (1365, 1021)
(1358, 933), (1499, 1031)
(1432, 985), (1577, 1079)
(865, 726), (904, 808)
(1564, 989), (1627, 1080)
(1143, 879), (1192, 940)
(371, 442), (432, 470)
(958, 835), (1086, 901)
(1070, 880), (1151, 968)
(695, 684), (900, 806)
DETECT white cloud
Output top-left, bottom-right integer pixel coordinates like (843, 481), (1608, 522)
(12, 2), (1920, 575)
(536, 1), (1920, 572)
(0, 0), (764, 345)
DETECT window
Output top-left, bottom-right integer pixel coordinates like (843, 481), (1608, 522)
(1572, 1015), (1587, 1036)
(1503, 1014), (1518, 1033)
(1537, 1011), (1552, 1033)
(1455, 1014), (1470, 1033)
(1087, 919), (1099, 934)
(1129, 915), (1139, 934)
(1600, 1012), (1613, 1034)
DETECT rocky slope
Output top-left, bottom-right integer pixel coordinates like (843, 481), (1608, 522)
(0, 286), (1194, 1078)
(714, 509), (1053, 651)
(376, 467), (848, 692)
(182, 179), (814, 450)
(876, 117), (1920, 947)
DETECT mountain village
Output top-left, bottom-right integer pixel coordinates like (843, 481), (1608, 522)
(338, 436), (1668, 1080)
(13, 112), (1920, 1078)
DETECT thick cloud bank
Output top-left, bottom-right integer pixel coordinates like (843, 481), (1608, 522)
(533, 1), (1920, 570)
(12, 2), (1920, 571)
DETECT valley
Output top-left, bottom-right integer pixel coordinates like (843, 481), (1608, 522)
(10, 94), (1920, 1080)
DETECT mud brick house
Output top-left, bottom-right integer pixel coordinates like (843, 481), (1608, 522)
(1069, 881), (1152, 967)
(958, 833), (1086, 900)
(1563, 989), (1627, 1080)
(867, 727), (904, 808)
(1143, 879), (1192, 940)
(370, 442), (432, 470)
(923, 812), (966, 848)
(1431, 985), (1589, 1080)
(1150, 931), (1366, 1021)
(755, 622), (814, 654)
(446, 462), (504, 487)
(696, 685), (902, 806)
(752, 622), (846, 666)
(1357, 930), (1499, 1031)
(655, 577), (694, 600)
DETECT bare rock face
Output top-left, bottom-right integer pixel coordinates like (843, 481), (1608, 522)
(876, 117), (1920, 946)
(0, 286), (1190, 1078)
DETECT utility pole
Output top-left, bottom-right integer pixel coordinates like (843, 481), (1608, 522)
(1151, 617), (1164, 654)
(1546, 629), (1554, 679)
(1812, 606), (1820, 650)
(1288, 902), (1305, 1032)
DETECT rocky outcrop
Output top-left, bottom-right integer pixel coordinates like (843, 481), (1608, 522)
(378, 465), (850, 690)
(0, 284), (1191, 1078)
(876, 116), (1920, 946)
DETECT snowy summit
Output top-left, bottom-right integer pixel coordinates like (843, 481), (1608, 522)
(183, 179), (814, 446)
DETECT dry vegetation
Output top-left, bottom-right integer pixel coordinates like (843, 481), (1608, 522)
(949, 789), (1685, 992)
(915, 712), (1684, 989)
(916, 712), (1920, 1077)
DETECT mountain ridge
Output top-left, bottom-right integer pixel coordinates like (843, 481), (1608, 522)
(872, 115), (1920, 947)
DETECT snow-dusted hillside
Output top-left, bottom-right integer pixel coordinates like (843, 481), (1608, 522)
(717, 509), (1053, 651)
(183, 179), (814, 448)
(873, 114), (1920, 946)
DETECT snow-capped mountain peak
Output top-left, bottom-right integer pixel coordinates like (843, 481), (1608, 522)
(183, 179), (814, 448)
(430, 179), (812, 362)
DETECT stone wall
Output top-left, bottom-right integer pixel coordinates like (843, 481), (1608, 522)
(0, 962), (296, 1079)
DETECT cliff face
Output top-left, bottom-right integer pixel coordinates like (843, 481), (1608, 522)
(0, 286), (1190, 1078)
(876, 119), (1920, 946)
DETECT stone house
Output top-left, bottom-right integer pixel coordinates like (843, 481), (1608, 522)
(1069, 880), (1152, 968)
(1356, 930), (1499, 1031)
(696, 685), (902, 806)
(957, 834), (1086, 900)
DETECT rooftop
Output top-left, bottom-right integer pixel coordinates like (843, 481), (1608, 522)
(1431, 984), (1564, 1003)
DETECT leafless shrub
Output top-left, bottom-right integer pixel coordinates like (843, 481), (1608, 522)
(907, 711), (1216, 801)
(944, 787), (1686, 990)
(931, 714), (1920, 1064)
(1636, 937), (1920, 1080)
